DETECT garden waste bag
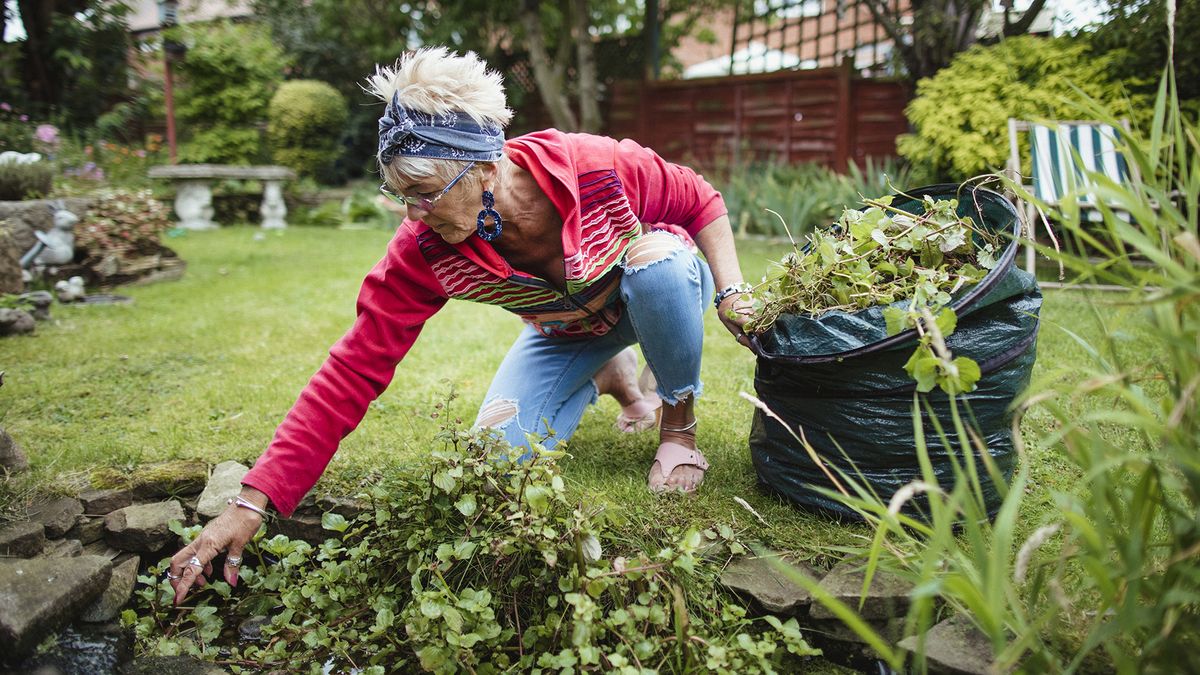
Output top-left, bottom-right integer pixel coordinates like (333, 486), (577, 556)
(747, 184), (1041, 519)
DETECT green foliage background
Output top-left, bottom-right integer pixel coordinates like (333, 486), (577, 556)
(169, 21), (289, 165)
(1084, 0), (1199, 104)
(267, 80), (348, 183)
(897, 36), (1143, 181)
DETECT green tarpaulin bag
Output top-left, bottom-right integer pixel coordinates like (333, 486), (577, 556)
(746, 184), (1041, 518)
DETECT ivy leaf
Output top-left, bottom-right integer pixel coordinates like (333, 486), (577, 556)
(454, 494), (477, 517)
(944, 356), (982, 394)
(904, 347), (940, 393)
(442, 606), (464, 633)
(580, 533), (602, 563)
(978, 244), (998, 270)
(524, 485), (550, 514)
(453, 540), (477, 560)
(372, 607), (394, 632)
(321, 512), (348, 533)
(420, 598), (443, 619)
(938, 228), (967, 253)
(432, 471), (456, 493)
(883, 306), (909, 336)
(934, 308), (958, 337)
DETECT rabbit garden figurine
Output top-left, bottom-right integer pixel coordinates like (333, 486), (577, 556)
(20, 200), (77, 269)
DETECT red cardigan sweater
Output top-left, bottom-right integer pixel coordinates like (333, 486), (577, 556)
(242, 130), (727, 516)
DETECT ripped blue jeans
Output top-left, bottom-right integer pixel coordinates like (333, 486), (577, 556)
(474, 232), (714, 452)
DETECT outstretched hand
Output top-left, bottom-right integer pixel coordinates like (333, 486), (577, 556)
(717, 293), (757, 351)
(167, 490), (267, 605)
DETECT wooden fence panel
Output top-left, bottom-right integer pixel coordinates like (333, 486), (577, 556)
(603, 62), (909, 173)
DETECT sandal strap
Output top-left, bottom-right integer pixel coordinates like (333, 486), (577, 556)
(652, 441), (709, 478)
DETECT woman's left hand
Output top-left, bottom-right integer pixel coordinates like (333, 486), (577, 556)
(717, 292), (756, 351)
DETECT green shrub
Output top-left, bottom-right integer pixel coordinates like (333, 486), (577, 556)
(170, 21), (289, 165)
(290, 199), (344, 227)
(717, 158), (913, 237)
(0, 161), (53, 200)
(0, 103), (35, 153)
(267, 80), (348, 183)
(898, 36), (1144, 182)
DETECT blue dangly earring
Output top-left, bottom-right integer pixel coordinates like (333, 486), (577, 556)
(476, 189), (503, 241)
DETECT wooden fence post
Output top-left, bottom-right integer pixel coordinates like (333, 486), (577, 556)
(834, 56), (853, 173)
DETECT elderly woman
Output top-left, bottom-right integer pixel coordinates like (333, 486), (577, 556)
(168, 47), (753, 602)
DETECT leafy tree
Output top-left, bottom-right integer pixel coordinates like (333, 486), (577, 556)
(859, 0), (1049, 81)
(7, 0), (133, 130)
(252, 0), (735, 164)
(169, 21), (289, 165)
(1083, 0), (1199, 103)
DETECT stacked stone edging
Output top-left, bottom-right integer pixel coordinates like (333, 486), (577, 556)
(0, 453), (370, 668)
(717, 550), (997, 674)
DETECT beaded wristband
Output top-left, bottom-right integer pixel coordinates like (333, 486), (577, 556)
(227, 495), (274, 521)
(714, 283), (753, 309)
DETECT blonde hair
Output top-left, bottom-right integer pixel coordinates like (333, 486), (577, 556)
(365, 47), (512, 187)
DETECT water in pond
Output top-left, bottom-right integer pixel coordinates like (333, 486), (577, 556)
(10, 622), (133, 674)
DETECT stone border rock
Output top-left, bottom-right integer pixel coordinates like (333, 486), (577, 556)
(0, 454), (370, 668)
(717, 548), (997, 673)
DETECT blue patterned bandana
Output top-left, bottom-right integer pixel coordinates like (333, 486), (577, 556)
(378, 93), (505, 165)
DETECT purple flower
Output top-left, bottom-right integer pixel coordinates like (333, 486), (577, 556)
(35, 124), (59, 146)
(0, 103), (10, 112)
(19, 115), (28, 122)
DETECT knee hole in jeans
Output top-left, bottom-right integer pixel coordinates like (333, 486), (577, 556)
(623, 232), (686, 270)
(479, 398), (519, 429)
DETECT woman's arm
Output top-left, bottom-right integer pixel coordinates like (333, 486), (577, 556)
(694, 214), (755, 342)
(168, 225), (447, 604)
(241, 225), (447, 516)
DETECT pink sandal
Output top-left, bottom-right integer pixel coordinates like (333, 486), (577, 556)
(615, 397), (662, 433)
(648, 441), (710, 494)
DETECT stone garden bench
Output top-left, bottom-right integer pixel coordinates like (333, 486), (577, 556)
(148, 164), (296, 230)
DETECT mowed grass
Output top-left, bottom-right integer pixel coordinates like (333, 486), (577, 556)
(0, 226), (1150, 560)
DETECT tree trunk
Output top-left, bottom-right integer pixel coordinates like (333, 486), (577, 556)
(573, 0), (601, 133)
(519, 0), (579, 130)
(16, 0), (57, 106)
(1003, 0), (1050, 36)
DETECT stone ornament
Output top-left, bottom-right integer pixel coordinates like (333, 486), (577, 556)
(20, 200), (77, 275)
(148, 164), (296, 230)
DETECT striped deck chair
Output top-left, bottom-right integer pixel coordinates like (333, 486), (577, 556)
(1007, 118), (1135, 275)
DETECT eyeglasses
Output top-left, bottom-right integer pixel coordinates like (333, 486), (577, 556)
(379, 161), (476, 212)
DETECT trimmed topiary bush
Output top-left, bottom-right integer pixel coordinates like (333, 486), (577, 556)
(267, 80), (348, 183)
(897, 36), (1145, 181)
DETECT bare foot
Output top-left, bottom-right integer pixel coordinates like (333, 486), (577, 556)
(648, 394), (708, 493)
(596, 348), (660, 433)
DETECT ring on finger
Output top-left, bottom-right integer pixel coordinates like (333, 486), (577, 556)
(225, 556), (242, 568)
(165, 570), (181, 581)
(187, 556), (204, 569)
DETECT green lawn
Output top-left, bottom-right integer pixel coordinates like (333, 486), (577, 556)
(0, 226), (1144, 560)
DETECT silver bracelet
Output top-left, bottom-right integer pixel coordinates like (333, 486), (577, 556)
(227, 496), (274, 521)
(714, 283), (753, 309)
